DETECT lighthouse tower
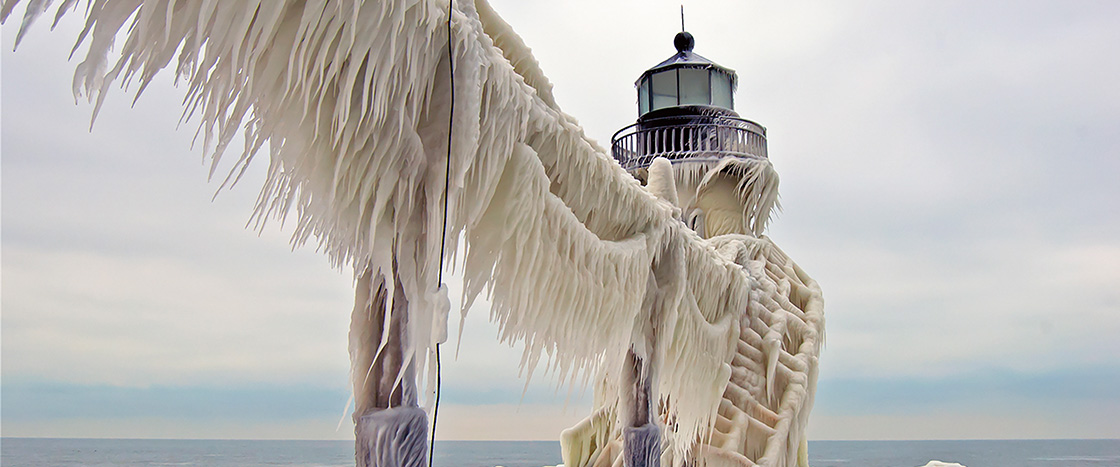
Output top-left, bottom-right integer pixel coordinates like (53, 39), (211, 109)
(611, 31), (768, 173)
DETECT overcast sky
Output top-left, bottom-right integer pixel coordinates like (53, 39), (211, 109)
(3, 0), (1119, 442)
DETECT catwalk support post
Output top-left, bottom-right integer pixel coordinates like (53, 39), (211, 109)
(350, 264), (429, 467)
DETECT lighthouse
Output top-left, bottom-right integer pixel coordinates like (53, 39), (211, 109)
(611, 31), (768, 174)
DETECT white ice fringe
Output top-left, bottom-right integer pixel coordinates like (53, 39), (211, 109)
(673, 158), (781, 238)
(2, 0), (783, 458)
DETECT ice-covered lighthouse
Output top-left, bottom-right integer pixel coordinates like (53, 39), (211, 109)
(561, 29), (823, 467)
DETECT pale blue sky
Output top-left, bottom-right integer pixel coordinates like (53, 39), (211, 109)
(3, 0), (1119, 441)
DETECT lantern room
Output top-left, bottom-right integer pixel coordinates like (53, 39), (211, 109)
(612, 31), (769, 172)
(636, 32), (736, 117)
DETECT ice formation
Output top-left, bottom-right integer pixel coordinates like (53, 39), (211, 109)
(3, 0), (824, 465)
(355, 406), (429, 467)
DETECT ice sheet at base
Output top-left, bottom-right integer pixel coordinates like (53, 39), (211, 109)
(623, 424), (661, 467)
(355, 406), (429, 467)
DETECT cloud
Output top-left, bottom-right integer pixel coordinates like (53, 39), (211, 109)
(1, 383), (350, 422)
(817, 366), (1120, 415)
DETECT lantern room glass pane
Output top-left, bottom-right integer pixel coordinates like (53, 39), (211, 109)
(711, 71), (733, 109)
(678, 68), (710, 106)
(638, 79), (650, 115)
(650, 70), (677, 111)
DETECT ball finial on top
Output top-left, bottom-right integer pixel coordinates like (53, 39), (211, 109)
(674, 31), (695, 53)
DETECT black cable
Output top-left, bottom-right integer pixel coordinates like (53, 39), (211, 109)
(430, 340), (442, 465)
(429, 1), (454, 465)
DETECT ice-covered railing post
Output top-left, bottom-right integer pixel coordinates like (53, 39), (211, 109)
(622, 160), (683, 467)
(350, 265), (428, 467)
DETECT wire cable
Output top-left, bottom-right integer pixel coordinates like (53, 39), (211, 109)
(429, 1), (455, 465)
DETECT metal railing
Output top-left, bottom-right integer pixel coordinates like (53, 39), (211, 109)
(611, 116), (768, 170)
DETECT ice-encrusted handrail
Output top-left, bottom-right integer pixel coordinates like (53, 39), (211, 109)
(611, 116), (768, 170)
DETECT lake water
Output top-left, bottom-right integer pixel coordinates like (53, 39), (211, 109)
(2, 438), (1118, 466)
